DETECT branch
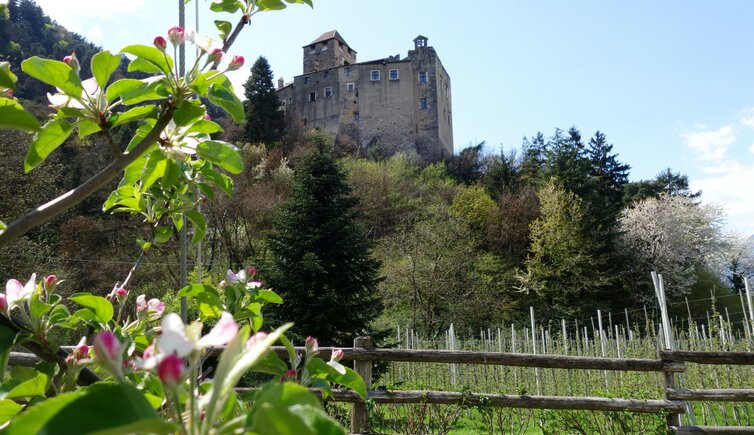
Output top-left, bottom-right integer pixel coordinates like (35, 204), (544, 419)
(0, 102), (176, 249)
(212, 14), (249, 69)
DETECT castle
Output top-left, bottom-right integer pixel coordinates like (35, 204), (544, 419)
(276, 31), (453, 161)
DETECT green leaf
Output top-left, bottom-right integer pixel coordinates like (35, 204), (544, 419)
(105, 78), (143, 102)
(0, 326), (16, 353)
(153, 226), (173, 244)
(200, 165), (233, 195)
(0, 62), (18, 90)
(78, 119), (101, 138)
(0, 97), (39, 131)
(69, 293), (114, 324)
(21, 56), (83, 96)
(210, 0), (244, 13)
(177, 284), (223, 320)
(30, 296), (53, 318)
(252, 350), (288, 376)
(0, 400), (22, 425)
(214, 20), (232, 40)
(140, 149), (167, 191)
(207, 82), (244, 122)
(173, 99), (206, 126)
(186, 119), (223, 134)
(90, 419), (177, 435)
(24, 119), (74, 172)
(196, 140), (243, 174)
(110, 105), (157, 128)
(91, 50), (122, 89)
(161, 159), (180, 188)
(249, 383), (344, 435)
(5, 372), (47, 399)
(185, 210), (206, 244)
(306, 357), (367, 398)
(255, 289), (283, 304)
(127, 57), (162, 74)
(122, 81), (167, 105)
(5, 383), (160, 435)
(121, 45), (173, 76)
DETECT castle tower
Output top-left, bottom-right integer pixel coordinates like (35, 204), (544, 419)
(303, 30), (357, 74)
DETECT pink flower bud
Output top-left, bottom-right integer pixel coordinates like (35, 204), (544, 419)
(136, 294), (147, 313)
(93, 331), (121, 361)
(143, 343), (155, 360)
(147, 298), (165, 320)
(44, 275), (57, 289)
(73, 337), (89, 361)
(249, 281), (262, 289)
(63, 52), (80, 74)
(218, 280), (226, 289)
(115, 287), (128, 303)
(246, 266), (257, 277)
(167, 26), (185, 46)
(280, 369), (297, 382)
(227, 55), (244, 71)
(158, 354), (184, 384)
(154, 36), (167, 52)
(331, 348), (344, 362)
(305, 336), (318, 354)
(207, 48), (224, 63)
(203, 113), (212, 121)
(246, 331), (268, 348)
(0, 294), (7, 312)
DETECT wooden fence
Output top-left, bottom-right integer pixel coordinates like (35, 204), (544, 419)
(9, 337), (754, 434)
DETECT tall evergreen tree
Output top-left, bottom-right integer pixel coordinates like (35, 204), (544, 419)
(243, 56), (284, 145)
(265, 139), (382, 346)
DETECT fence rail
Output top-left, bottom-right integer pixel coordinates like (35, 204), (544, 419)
(10, 339), (754, 434)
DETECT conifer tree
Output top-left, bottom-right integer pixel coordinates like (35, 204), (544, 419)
(243, 56), (284, 145)
(265, 138), (382, 346)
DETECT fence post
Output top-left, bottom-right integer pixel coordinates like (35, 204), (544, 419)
(661, 353), (682, 430)
(352, 336), (372, 434)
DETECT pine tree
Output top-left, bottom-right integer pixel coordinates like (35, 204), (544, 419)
(264, 139), (382, 346)
(243, 56), (284, 145)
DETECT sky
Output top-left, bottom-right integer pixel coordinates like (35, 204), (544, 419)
(29, 0), (754, 234)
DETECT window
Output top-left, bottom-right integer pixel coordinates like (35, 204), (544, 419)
(309, 91), (316, 102)
(323, 70), (329, 79)
(308, 46), (315, 54)
(419, 98), (429, 109)
(354, 112), (360, 121)
(389, 69), (399, 80)
(321, 44), (328, 51)
(344, 67), (351, 77)
(418, 71), (428, 83)
(324, 86), (332, 98)
(304, 77), (310, 85)
(346, 83), (355, 92)
(370, 70), (380, 81)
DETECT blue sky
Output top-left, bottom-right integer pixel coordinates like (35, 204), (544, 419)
(30, 0), (754, 233)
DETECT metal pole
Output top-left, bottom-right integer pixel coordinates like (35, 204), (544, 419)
(178, 0), (188, 323)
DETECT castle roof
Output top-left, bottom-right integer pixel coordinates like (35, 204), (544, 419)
(306, 30), (353, 50)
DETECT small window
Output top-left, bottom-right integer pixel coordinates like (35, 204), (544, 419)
(419, 72), (428, 83)
(304, 77), (310, 85)
(389, 69), (399, 80)
(370, 70), (380, 81)
(321, 44), (328, 51)
(344, 67), (351, 77)
(346, 83), (355, 92)
(354, 112), (360, 121)
(309, 46), (315, 54)
(288, 98), (293, 105)
(323, 70), (329, 79)
(324, 86), (332, 98)
(419, 98), (429, 109)
(309, 91), (316, 102)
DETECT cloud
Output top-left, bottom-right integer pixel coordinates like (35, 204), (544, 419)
(691, 164), (754, 234)
(33, 0), (145, 31)
(681, 126), (735, 162)
(87, 25), (104, 43)
(741, 108), (754, 128)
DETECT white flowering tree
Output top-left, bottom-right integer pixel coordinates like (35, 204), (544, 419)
(618, 194), (727, 298)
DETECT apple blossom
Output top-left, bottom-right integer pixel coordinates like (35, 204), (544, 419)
(5, 273), (36, 306)
(63, 52), (80, 74)
(207, 48), (224, 63)
(330, 348), (344, 363)
(154, 36), (167, 52)
(197, 312), (239, 348)
(305, 336), (319, 354)
(246, 331), (268, 348)
(167, 26), (185, 46)
(227, 55), (244, 71)
(136, 294), (147, 313)
(157, 313), (195, 358)
(226, 268), (246, 284)
(93, 331), (121, 362)
(281, 369), (297, 382)
(115, 287), (128, 304)
(147, 297), (165, 320)
(44, 274), (57, 289)
(158, 354), (185, 384)
(67, 337), (89, 365)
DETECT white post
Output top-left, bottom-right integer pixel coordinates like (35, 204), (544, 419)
(745, 277), (754, 334)
(530, 306), (540, 395)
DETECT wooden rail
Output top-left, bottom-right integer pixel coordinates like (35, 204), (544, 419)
(14, 342), (754, 434)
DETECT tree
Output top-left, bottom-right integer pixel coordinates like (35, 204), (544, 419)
(265, 140), (382, 346)
(243, 56), (284, 145)
(623, 168), (700, 205)
(517, 179), (607, 322)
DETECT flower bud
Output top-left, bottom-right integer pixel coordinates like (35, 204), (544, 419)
(305, 336), (318, 354)
(136, 294), (147, 313)
(207, 48), (224, 63)
(154, 36), (167, 52)
(44, 274), (57, 289)
(115, 287), (128, 304)
(246, 266), (257, 277)
(143, 343), (155, 360)
(158, 354), (185, 384)
(246, 331), (268, 348)
(63, 52), (80, 75)
(227, 55), (244, 71)
(147, 298), (165, 320)
(218, 280), (226, 289)
(93, 331), (121, 361)
(330, 348), (344, 363)
(280, 369), (297, 382)
(0, 294), (7, 312)
(167, 26), (185, 46)
(203, 113), (212, 121)
(73, 337), (89, 361)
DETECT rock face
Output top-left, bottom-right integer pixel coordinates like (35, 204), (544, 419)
(277, 31), (453, 162)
